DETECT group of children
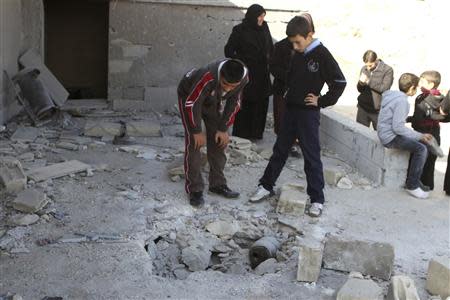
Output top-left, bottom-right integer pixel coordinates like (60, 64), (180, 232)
(176, 7), (448, 218)
(378, 71), (450, 198)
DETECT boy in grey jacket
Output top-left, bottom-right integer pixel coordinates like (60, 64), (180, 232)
(377, 73), (433, 198)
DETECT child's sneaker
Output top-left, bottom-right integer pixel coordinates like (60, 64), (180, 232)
(406, 187), (429, 199)
(249, 185), (274, 203)
(308, 202), (323, 217)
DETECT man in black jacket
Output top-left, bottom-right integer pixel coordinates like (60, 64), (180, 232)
(356, 50), (394, 130)
(249, 16), (346, 217)
(178, 59), (249, 207)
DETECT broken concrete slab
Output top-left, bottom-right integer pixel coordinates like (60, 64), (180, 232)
(297, 240), (324, 283)
(12, 188), (48, 213)
(84, 120), (122, 137)
(9, 214), (40, 226)
(337, 278), (383, 300)
(26, 160), (91, 182)
(126, 121), (162, 137)
(205, 221), (240, 238)
(324, 167), (344, 186)
(19, 49), (69, 107)
(426, 256), (450, 299)
(181, 245), (211, 272)
(254, 258), (279, 275)
(323, 235), (394, 280)
(276, 183), (307, 216)
(56, 142), (79, 151)
(386, 275), (420, 300)
(10, 126), (40, 143)
(337, 177), (353, 189)
(0, 157), (27, 193)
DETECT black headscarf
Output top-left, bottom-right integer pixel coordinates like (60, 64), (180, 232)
(243, 4), (266, 30)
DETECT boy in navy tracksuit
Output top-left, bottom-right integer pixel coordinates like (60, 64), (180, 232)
(178, 59), (249, 207)
(249, 15), (346, 217)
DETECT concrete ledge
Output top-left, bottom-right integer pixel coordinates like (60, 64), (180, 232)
(319, 109), (408, 187)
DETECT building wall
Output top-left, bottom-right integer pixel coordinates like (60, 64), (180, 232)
(109, 0), (300, 111)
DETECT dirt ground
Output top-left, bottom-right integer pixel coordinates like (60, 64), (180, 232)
(0, 105), (448, 299)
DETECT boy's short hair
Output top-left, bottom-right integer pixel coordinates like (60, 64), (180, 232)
(286, 16), (313, 38)
(220, 59), (245, 83)
(300, 13), (315, 33)
(420, 70), (441, 89)
(363, 50), (377, 63)
(398, 73), (419, 93)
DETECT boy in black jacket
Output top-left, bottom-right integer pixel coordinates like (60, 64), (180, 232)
(408, 71), (444, 190)
(249, 15), (346, 217)
(178, 59), (249, 207)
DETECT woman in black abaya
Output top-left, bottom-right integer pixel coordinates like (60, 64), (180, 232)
(224, 4), (273, 140)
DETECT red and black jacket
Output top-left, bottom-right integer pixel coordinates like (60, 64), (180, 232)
(177, 59), (249, 134)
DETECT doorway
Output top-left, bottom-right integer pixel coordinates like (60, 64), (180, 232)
(44, 0), (109, 99)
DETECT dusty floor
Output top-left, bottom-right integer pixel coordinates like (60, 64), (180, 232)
(0, 106), (449, 300)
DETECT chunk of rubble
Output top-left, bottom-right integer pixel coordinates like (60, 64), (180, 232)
(323, 235), (394, 280)
(10, 126), (40, 143)
(337, 176), (353, 189)
(126, 121), (162, 137)
(337, 278), (383, 300)
(386, 275), (420, 300)
(0, 157), (27, 193)
(206, 220), (240, 238)
(26, 160), (91, 182)
(426, 256), (450, 299)
(324, 167), (344, 186)
(84, 120), (122, 137)
(9, 214), (40, 226)
(297, 237), (324, 283)
(277, 183), (307, 216)
(181, 245), (211, 272)
(12, 188), (48, 213)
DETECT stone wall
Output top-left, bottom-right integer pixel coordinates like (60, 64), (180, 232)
(319, 109), (409, 187)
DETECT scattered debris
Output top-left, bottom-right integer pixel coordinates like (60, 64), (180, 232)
(0, 157), (27, 193)
(12, 188), (48, 213)
(26, 160), (91, 182)
(277, 183), (307, 216)
(336, 278), (383, 300)
(386, 275), (420, 300)
(337, 176), (353, 189)
(426, 256), (450, 299)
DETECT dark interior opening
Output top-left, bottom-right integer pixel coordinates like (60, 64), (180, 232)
(44, 0), (109, 99)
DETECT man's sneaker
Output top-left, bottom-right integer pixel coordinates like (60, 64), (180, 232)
(308, 202), (323, 218)
(406, 187), (429, 199)
(189, 192), (205, 207)
(419, 182), (431, 192)
(209, 185), (239, 199)
(249, 185), (274, 203)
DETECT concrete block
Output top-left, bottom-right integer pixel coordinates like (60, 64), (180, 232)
(126, 121), (161, 137)
(10, 126), (40, 143)
(323, 235), (394, 280)
(26, 160), (91, 182)
(387, 275), (420, 300)
(320, 109), (409, 187)
(426, 256), (450, 299)
(276, 183), (307, 216)
(297, 242), (324, 282)
(324, 167), (344, 186)
(337, 278), (383, 300)
(12, 188), (48, 213)
(84, 120), (122, 137)
(0, 157), (27, 193)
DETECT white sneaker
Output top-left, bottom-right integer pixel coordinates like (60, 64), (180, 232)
(406, 187), (429, 199)
(249, 185), (274, 203)
(308, 203), (323, 217)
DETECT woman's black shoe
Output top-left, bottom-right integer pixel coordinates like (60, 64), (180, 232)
(209, 185), (239, 199)
(189, 192), (205, 207)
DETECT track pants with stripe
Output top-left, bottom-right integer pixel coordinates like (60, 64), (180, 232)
(178, 97), (227, 194)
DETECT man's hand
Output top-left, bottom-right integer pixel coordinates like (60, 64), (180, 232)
(215, 131), (230, 148)
(305, 93), (319, 107)
(193, 132), (206, 150)
(420, 133), (433, 144)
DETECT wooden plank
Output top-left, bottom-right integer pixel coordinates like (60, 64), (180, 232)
(19, 49), (69, 107)
(26, 160), (91, 182)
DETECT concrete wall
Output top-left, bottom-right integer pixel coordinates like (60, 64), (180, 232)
(319, 109), (409, 187)
(0, 0), (43, 125)
(109, 0), (301, 112)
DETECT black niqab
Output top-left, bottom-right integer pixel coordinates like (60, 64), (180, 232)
(243, 4), (266, 30)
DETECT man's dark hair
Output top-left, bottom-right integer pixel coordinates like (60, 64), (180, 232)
(398, 73), (419, 93)
(286, 16), (312, 38)
(221, 59), (245, 83)
(363, 50), (377, 63)
(420, 70), (441, 89)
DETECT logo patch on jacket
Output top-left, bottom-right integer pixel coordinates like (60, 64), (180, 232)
(307, 60), (319, 72)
